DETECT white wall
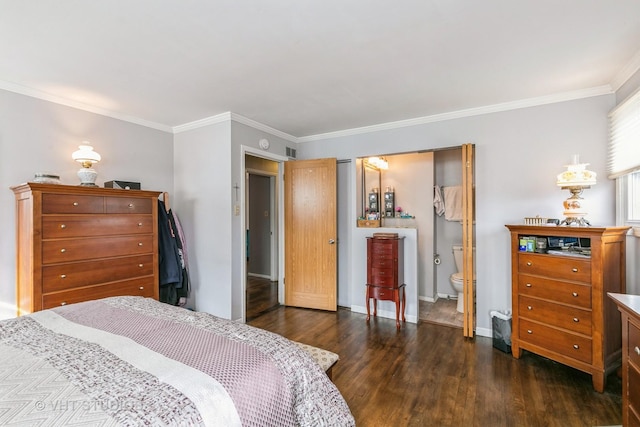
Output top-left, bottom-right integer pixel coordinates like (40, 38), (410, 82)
(0, 89), (174, 319)
(297, 95), (616, 336)
(173, 122), (233, 317)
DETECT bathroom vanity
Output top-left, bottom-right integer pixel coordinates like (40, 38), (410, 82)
(506, 224), (630, 392)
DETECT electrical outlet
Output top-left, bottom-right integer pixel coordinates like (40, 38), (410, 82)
(234, 205), (240, 216)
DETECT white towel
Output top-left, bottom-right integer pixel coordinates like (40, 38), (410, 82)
(433, 186), (445, 216)
(443, 186), (463, 221)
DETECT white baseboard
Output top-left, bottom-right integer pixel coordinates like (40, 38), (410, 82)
(351, 305), (417, 324)
(476, 327), (492, 338)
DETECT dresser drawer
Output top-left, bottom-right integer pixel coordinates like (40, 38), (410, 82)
(370, 241), (395, 257)
(42, 254), (154, 293)
(105, 196), (153, 214)
(42, 194), (104, 214)
(42, 235), (154, 264)
(367, 285), (398, 301)
(630, 364), (640, 425)
(630, 407), (640, 427)
(519, 253), (591, 283)
(43, 215), (154, 238)
(370, 256), (394, 268)
(42, 277), (155, 309)
(630, 320), (640, 368)
(369, 268), (396, 286)
(519, 295), (592, 335)
(518, 274), (591, 309)
(519, 318), (592, 364)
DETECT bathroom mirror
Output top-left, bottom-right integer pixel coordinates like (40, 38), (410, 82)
(360, 158), (382, 219)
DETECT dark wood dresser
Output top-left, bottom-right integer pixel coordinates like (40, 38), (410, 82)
(11, 183), (161, 315)
(505, 225), (629, 392)
(609, 293), (640, 427)
(365, 234), (405, 328)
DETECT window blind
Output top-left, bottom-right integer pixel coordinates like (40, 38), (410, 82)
(608, 88), (640, 179)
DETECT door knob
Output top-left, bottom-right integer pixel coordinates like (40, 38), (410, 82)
(329, 239), (336, 244)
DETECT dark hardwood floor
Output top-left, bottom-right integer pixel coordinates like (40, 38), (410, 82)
(249, 306), (623, 427)
(245, 276), (279, 321)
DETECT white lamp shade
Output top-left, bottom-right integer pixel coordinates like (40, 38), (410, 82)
(72, 144), (101, 164)
(556, 155), (596, 187)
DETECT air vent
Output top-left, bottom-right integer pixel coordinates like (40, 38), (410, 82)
(286, 147), (297, 158)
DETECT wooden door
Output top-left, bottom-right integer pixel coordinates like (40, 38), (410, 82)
(462, 143), (476, 337)
(284, 158), (337, 311)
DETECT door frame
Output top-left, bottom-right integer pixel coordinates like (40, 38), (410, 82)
(240, 145), (288, 323)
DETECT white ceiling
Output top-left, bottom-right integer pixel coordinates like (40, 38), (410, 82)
(2, 1), (640, 139)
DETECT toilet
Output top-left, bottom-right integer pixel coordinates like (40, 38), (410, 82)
(450, 245), (476, 313)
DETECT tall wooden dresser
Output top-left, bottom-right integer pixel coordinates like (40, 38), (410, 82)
(506, 224), (630, 392)
(11, 183), (161, 315)
(365, 234), (406, 328)
(609, 293), (640, 427)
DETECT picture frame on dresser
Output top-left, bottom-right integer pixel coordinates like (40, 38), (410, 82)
(505, 224), (630, 393)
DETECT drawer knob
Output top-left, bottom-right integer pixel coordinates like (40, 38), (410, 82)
(138, 264), (144, 268)
(73, 202), (79, 206)
(139, 286), (144, 290)
(138, 222), (143, 227)
(573, 344), (579, 350)
(527, 306), (532, 310)
(526, 262), (532, 266)
(60, 302), (66, 306)
(60, 224), (66, 229)
(572, 268), (578, 273)
(128, 203), (134, 208)
(573, 317), (579, 323)
(635, 346), (640, 356)
(572, 292), (579, 297)
(60, 248), (66, 253)
(60, 274), (66, 279)
(138, 242), (143, 246)
(526, 283), (532, 287)
(527, 330), (533, 334)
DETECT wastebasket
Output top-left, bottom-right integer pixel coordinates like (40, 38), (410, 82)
(490, 310), (512, 353)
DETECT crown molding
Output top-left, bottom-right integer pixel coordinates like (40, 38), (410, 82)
(2, 77), (615, 143)
(173, 112), (297, 142)
(297, 85), (613, 143)
(229, 112), (298, 143)
(0, 80), (173, 132)
(172, 112), (232, 133)
(610, 48), (640, 92)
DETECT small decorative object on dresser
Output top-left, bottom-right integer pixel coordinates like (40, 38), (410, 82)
(608, 293), (640, 427)
(10, 182), (162, 315)
(365, 233), (406, 328)
(506, 224), (630, 392)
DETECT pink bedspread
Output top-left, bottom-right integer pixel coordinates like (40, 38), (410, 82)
(0, 296), (354, 426)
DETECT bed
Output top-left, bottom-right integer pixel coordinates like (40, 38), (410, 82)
(0, 296), (355, 426)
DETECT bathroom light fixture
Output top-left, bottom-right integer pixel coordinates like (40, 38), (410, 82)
(556, 154), (597, 226)
(72, 142), (101, 186)
(365, 156), (388, 170)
